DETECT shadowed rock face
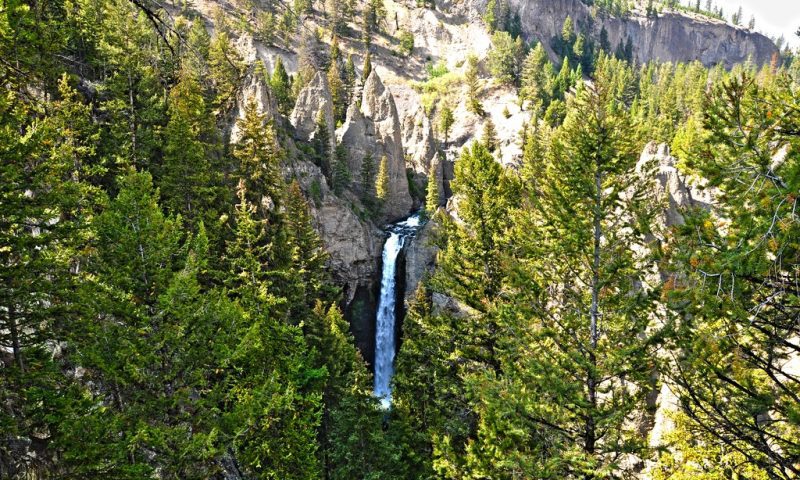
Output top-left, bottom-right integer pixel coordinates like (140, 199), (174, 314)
(474, 0), (777, 67)
(338, 71), (413, 222)
(287, 159), (383, 301)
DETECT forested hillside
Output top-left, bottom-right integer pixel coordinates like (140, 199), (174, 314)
(1, 0), (799, 478)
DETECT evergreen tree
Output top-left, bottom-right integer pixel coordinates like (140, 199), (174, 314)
(186, 17), (211, 78)
(375, 155), (390, 211)
(433, 141), (515, 309)
(257, 11), (277, 45)
(488, 30), (525, 86)
(599, 25), (611, 52)
(271, 56), (294, 115)
(160, 71), (221, 231)
(326, 0), (347, 34)
(520, 43), (555, 113)
(312, 110), (333, 178)
(400, 142), (517, 476)
(232, 100), (285, 218)
(70, 171), (184, 477)
(391, 287), (447, 478)
(482, 59), (658, 476)
(359, 153), (376, 209)
(732, 5), (743, 25)
(284, 181), (332, 319)
(332, 145), (352, 195)
(663, 74), (800, 478)
(364, 0), (386, 34)
(307, 303), (398, 479)
(556, 16), (576, 59)
(223, 183), (322, 479)
(484, 0), (498, 32)
(95, 0), (168, 173)
(209, 30), (244, 109)
(0, 75), (102, 475)
(328, 59), (347, 125)
(482, 118), (499, 152)
(465, 54), (484, 115)
(424, 161), (441, 218)
(344, 54), (357, 108)
(438, 102), (455, 147)
(363, 50), (373, 80)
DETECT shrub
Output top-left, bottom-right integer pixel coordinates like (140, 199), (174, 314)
(399, 30), (415, 57)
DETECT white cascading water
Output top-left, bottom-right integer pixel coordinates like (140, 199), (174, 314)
(374, 213), (422, 409)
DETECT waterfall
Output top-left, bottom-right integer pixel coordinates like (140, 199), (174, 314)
(374, 213), (422, 409)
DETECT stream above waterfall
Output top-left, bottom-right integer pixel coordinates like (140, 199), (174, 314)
(373, 213), (423, 409)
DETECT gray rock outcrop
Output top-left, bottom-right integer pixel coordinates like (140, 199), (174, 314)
(637, 142), (712, 228)
(290, 71), (336, 150)
(287, 159), (383, 300)
(402, 107), (444, 205)
(472, 0), (778, 67)
(402, 107), (438, 177)
(230, 67), (278, 143)
(338, 71), (413, 221)
(404, 215), (439, 304)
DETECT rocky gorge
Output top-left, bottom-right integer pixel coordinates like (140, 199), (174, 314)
(196, 0), (781, 371)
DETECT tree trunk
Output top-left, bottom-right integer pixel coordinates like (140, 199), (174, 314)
(585, 166), (602, 464)
(8, 305), (25, 372)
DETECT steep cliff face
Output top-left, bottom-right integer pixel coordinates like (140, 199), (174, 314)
(401, 106), (438, 191)
(403, 214), (439, 304)
(470, 0), (778, 67)
(281, 67), (376, 281)
(229, 66), (278, 143)
(290, 71), (336, 148)
(338, 71), (413, 221)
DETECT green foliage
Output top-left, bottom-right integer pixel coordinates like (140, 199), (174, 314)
(434, 141), (517, 307)
(499, 65), (658, 475)
(482, 118), (499, 152)
(362, 0), (386, 43)
(375, 155), (390, 210)
(326, 0), (348, 34)
(398, 30), (415, 57)
(363, 50), (373, 80)
(483, 0), (521, 37)
(4, 2), (800, 479)
(465, 54), (484, 115)
(328, 59), (347, 125)
(332, 145), (352, 195)
(271, 56), (295, 116)
(661, 73), (800, 478)
(232, 100), (285, 216)
(160, 71), (223, 231)
(437, 102), (455, 147)
(360, 153), (376, 208)
(487, 30), (525, 86)
(308, 303), (399, 479)
(209, 30), (245, 109)
(424, 162), (441, 218)
(425, 60), (449, 79)
(311, 110), (333, 178)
